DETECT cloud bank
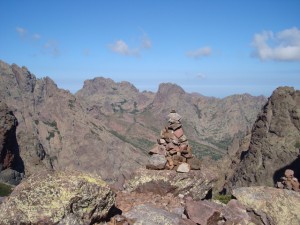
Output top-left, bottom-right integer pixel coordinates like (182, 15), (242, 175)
(252, 27), (300, 61)
(186, 46), (212, 59)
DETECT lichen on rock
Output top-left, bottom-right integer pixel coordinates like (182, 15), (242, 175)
(0, 170), (115, 224)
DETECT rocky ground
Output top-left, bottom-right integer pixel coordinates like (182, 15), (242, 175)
(1, 168), (299, 225)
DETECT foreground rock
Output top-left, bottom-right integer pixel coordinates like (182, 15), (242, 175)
(124, 167), (218, 200)
(0, 170), (115, 224)
(233, 186), (300, 225)
(124, 204), (187, 225)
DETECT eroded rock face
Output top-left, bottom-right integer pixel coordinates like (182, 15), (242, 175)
(228, 87), (300, 189)
(0, 101), (24, 185)
(0, 170), (115, 224)
(124, 167), (218, 200)
(232, 186), (300, 225)
(0, 60), (147, 181)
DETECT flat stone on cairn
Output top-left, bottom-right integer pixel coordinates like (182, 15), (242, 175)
(147, 109), (200, 172)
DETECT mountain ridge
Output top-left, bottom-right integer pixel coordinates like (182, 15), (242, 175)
(0, 60), (267, 185)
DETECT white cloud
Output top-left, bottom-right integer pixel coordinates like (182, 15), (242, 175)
(44, 40), (60, 56)
(186, 46), (212, 59)
(109, 40), (139, 56)
(109, 32), (152, 57)
(252, 27), (300, 61)
(32, 33), (41, 40)
(16, 27), (27, 37)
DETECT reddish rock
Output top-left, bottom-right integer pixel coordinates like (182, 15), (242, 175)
(149, 145), (166, 156)
(187, 158), (201, 170)
(125, 168), (218, 200)
(174, 128), (184, 138)
(185, 200), (222, 225)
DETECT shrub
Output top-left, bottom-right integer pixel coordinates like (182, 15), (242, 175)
(213, 194), (233, 204)
(0, 182), (13, 196)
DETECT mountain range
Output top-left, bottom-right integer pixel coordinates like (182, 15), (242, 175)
(0, 60), (266, 184)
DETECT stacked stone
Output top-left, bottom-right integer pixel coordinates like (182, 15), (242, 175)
(147, 110), (198, 172)
(276, 169), (300, 192)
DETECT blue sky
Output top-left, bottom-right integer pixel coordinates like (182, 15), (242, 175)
(0, 0), (299, 97)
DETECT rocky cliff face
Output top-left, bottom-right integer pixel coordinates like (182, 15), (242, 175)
(0, 61), (147, 181)
(228, 87), (300, 189)
(76, 79), (266, 159)
(0, 101), (23, 184)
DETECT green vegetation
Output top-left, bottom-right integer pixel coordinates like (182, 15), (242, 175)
(46, 131), (55, 141)
(34, 120), (39, 125)
(109, 130), (155, 154)
(130, 101), (139, 114)
(213, 194), (233, 204)
(43, 120), (58, 128)
(0, 182), (13, 196)
(90, 122), (103, 131)
(294, 142), (300, 148)
(43, 120), (62, 141)
(133, 138), (155, 153)
(189, 139), (223, 160)
(204, 136), (232, 150)
(68, 99), (75, 109)
(193, 104), (202, 119)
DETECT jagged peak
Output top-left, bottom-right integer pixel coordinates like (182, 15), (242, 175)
(157, 83), (185, 95)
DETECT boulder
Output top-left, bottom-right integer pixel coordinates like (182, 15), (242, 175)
(232, 186), (300, 225)
(124, 168), (218, 200)
(146, 154), (167, 170)
(187, 158), (201, 170)
(0, 170), (115, 224)
(185, 200), (222, 225)
(0, 168), (23, 185)
(123, 204), (185, 225)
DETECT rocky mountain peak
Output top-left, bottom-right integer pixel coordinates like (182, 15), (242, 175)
(227, 86), (300, 190)
(79, 77), (139, 96)
(157, 83), (185, 96)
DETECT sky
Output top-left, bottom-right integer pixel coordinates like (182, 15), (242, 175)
(0, 0), (299, 98)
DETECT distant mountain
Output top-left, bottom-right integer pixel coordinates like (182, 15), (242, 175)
(76, 78), (267, 159)
(0, 61), (147, 183)
(0, 60), (267, 185)
(227, 86), (300, 190)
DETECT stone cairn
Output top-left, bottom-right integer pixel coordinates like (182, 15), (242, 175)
(146, 110), (200, 173)
(276, 169), (300, 192)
